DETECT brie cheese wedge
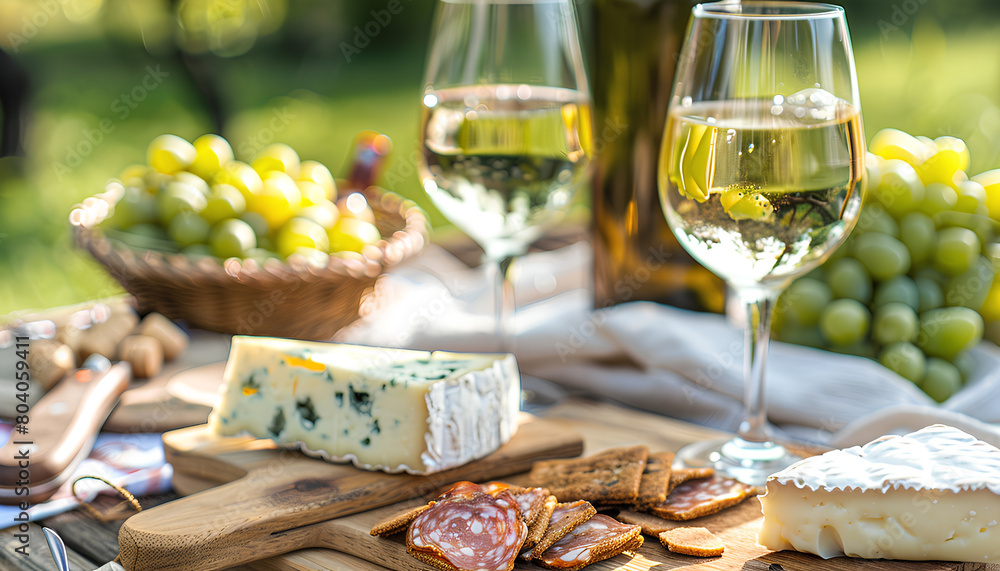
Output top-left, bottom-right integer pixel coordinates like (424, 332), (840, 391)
(758, 424), (1000, 563)
(208, 336), (521, 474)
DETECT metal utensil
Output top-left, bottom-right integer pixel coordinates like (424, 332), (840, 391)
(42, 527), (71, 571)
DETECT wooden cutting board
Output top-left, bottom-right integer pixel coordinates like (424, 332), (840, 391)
(117, 413), (585, 571)
(121, 398), (999, 571)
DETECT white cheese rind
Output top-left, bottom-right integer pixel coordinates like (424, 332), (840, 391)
(759, 424), (1000, 562)
(207, 336), (520, 475)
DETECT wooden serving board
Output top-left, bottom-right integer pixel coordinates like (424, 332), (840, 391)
(117, 414), (585, 571)
(122, 398), (999, 571)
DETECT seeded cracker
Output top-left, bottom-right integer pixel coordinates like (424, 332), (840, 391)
(528, 444), (649, 504)
(615, 508), (687, 536)
(535, 514), (643, 570)
(635, 451), (675, 508)
(659, 527), (725, 557)
(650, 475), (755, 521)
(524, 495), (558, 550)
(522, 499), (596, 560)
(369, 503), (432, 536)
(667, 467), (714, 494)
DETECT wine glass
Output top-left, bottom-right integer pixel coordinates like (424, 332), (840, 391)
(418, 0), (592, 353)
(658, 2), (866, 485)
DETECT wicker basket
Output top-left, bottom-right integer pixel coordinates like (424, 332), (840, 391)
(69, 185), (428, 340)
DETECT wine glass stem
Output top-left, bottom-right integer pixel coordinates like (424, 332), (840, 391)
(493, 255), (517, 354)
(737, 287), (781, 444)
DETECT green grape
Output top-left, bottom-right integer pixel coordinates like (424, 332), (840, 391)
(919, 183), (958, 216)
(772, 323), (825, 349)
(245, 247), (281, 264)
(945, 255), (994, 311)
(297, 180), (329, 208)
(252, 143), (301, 178)
(174, 171), (210, 196)
(779, 278), (833, 327)
(934, 136), (971, 171)
(190, 134), (235, 181)
(147, 134), (196, 174)
(276, 217), (330, 259)
(287, 247), (330, 269)
(971, 168), (1000, 220)
(826, 257), (872, 303)
(327, 217), (381, 254)
(918, 306), (984, 360)
(852, 232), (910, 281)
(202, 184), (247, 225)
(898, 212), (936, 266)
(215, 161), (263, 200)
(168, 211), (211, 247)
(952, 351), (976, 383)
(872, 302), (919, 345)
(878, 342), (926, 383)
(118, 223), (172, 249)
(872, 275), (919, 310)
(915, 276), (944, 313)
(109, 186), (157, 229)
(855, 202), (899, 237)
(337, 192), (377, 225)
(297, 202), (340, 230)
(916, 148), (963, 187)
(829, 340), (876, 358)
(873, 159), (925, 218)
(298, 160), (337, 201)
(933, 226), (980, 276)
(920, 358), (962, 402)
(119, 164), (151, 187)
(954, 180), (988, 215)
(247, 171), (302, 231)
(819, 298), (870, 347)
(157, 180), (207, 224)
(210, 218), (257, 259)
(870, 129), (928, 166)
(239, 211), (270, 241)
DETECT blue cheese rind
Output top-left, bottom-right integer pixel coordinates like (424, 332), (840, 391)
(758, 424), (1000, 562)
(207, 336), (520, 475)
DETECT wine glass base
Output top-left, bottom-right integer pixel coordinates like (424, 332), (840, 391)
(675, 437), (801, 487)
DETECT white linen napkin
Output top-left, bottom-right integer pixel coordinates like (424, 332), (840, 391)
(338, 242), (1000, 447)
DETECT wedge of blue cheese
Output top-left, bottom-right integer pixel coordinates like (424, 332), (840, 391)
(758, 424), (1000, 563)
(208, 336), (521, 474)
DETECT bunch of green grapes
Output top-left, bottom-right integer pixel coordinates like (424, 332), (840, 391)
(101, 134), (383, 266)
(773, 128), (1000, 403)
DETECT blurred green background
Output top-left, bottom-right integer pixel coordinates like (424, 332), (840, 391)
(1, 0), (999, 314)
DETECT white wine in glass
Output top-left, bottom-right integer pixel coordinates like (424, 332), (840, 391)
(659, 2), (866, 485)
(419, 0), (592, 352)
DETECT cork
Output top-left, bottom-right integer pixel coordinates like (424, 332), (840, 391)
(26, 339), (77, 390)
(76, 310), (139, 362)
(118, 335), (163, 379)
(136, 313), (188, 361)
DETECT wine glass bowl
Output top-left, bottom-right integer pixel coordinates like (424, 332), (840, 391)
(659, 1), (865, 484)
(418, 0), (592, 350)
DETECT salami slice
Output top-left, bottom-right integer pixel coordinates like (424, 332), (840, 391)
(649, 475), (755, 521)
(535, 514), (643, 571)
(479, 482), (550, 526)
(521, 499), (596, 560)
(407, 488), (528, 571)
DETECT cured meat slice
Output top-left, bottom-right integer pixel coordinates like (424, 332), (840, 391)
(650, 475), (755, 521)
(480, 482), (550, 526)
(407, 488), (528, 571)
(535, 514), (643, 570)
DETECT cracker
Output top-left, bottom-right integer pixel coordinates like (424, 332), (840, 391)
(635, 451), (675, 508)
(534, 514), (643, 570)
(370, 503), (432, 537)
(659, 527), (725, 557)
(649, 475), (754, 521)
(667, 467), (714, 494)
(528, 445), (649, 504)
(524, 494), (558, 550)
(521, 499), (596, 560)
(616, 508), (686, 536)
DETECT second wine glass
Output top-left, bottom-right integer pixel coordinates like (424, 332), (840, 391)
(418, 0), (592, 352)
(659, 2), (866, 485)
